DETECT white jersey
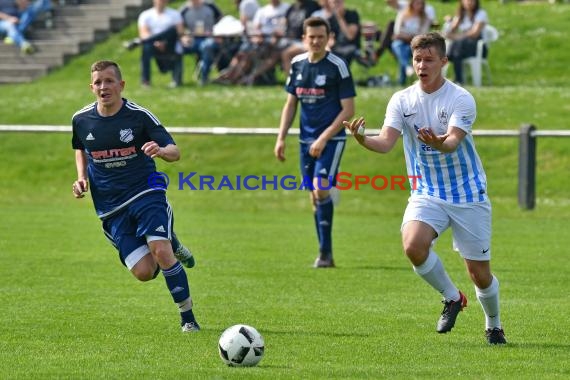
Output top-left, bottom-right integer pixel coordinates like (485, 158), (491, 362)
(393, 13), (431, 37)
(384, 80), (487, 204)
(456, 9), (488, 33)
(252, 2), (290, 36)
(397, 0), (436, 22)
(138, 7), (183, 35)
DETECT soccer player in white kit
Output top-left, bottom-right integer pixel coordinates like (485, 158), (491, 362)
(344, 32), (506, 344)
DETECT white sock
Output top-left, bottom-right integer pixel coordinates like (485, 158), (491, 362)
(177, 297), (193, 313)
(475, 275), (502, 329)
(413, 250), (460, 302)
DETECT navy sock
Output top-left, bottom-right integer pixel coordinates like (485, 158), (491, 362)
(313, 211), (321, 245)
(180, 308), (197, 325)
(162, 261), (190, 303)
(316, 196), (333, 259)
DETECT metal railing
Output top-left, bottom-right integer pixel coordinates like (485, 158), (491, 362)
(1, 124), (569, 210)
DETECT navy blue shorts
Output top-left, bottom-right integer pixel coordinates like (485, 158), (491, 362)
(102, 192), (174, 270)
(299, 139), (345, 189)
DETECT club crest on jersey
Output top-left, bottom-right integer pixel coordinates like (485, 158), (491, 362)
(438, 109), (448, 127)
(315, 75), (326, 86)
(119, 129), (134, 143)
(460, 115), (472, 126)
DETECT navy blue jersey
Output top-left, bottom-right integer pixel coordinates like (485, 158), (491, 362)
(285, 51), (356, 142)
(71, 98), (175, 219)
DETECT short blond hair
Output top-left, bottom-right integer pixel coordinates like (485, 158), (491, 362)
(90, 60), (122, 80)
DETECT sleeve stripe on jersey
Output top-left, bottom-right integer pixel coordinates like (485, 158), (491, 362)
(326, 53), (350, 79)
(125, 100), (161, 126)
(291, 52), (309, 65)
(71, 102), (96, 119)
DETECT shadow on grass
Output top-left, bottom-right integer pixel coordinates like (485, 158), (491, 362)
(195, 326), (372, 339)
(496, 342), (570, 350)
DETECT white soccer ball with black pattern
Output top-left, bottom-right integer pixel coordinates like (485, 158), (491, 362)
(218, 324), (265, 367)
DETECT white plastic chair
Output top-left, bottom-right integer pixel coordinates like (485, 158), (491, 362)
(462, 24), (499, 87)
(442, 24), (499, 87)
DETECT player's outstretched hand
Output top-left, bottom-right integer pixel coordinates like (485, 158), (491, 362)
(417, 127), (448, 150)
(72, 178), (88, 198)
(343, 117), (366, 144)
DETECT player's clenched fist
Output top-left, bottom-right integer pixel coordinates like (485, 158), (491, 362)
(72, 178), (88, 198)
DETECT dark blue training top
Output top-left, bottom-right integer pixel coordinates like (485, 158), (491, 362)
(285, 51), (356, 143)
(71, 98), (175, 219)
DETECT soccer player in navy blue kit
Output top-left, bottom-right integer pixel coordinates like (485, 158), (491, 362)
(274, 17), (356, 268)
(71, 60), (200, 332)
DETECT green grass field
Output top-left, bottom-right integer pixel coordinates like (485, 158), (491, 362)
(1, 1), (569, 379)
(1, 132), (569, 379)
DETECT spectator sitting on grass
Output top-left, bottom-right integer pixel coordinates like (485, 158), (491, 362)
(370, 0), (436, 66)
(0, 0), (53, 54)
(179, 0), (220, 85)
(213, 0), (290, 86)
(280, 0), (321, 75)
(326, 0), (361, 66)
(124, 0), (185, 88)
(390, 0), (431, 85)
(442, 0), (488, 85)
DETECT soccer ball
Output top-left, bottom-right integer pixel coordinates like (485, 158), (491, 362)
(218, 324), (265, 367)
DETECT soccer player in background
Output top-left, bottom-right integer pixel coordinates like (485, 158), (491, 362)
(274, 17), (356, 268)
(71, 60), (200, 333)
(344, 32), (506, 344)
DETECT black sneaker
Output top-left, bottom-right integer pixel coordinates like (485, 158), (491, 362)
(174, 244), (195, 269)
(436, 291), (467, 333)
(485, 328), (507, 344)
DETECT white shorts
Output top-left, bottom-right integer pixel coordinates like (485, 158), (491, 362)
(401, 195), (492, 261)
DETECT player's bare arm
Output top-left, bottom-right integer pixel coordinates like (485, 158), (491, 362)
(73, 150), (88, 198)
(343, 117), (400, 154)
(417, 126), (466, 153)
(142, 141), (180, 162)
(310, 97), (355, 158)
(275, 94), (298, 162)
